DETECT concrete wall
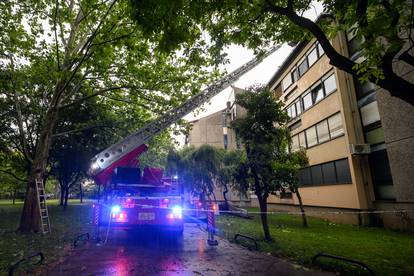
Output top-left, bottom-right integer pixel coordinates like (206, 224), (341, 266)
(376, 88), (414, 202)
(188, 112), (224, 149)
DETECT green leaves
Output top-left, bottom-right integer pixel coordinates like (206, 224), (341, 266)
(231, 86), (307, 196)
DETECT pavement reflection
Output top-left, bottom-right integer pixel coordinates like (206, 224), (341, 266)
(45, 223), (331, 276)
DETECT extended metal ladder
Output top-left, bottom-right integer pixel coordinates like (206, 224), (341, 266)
(89, 45), (281, 177)
(35, 179), (51, 234)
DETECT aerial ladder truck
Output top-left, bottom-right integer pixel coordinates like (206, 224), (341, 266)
(88, 45), (280, 235)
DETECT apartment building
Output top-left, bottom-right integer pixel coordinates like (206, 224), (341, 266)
(266, 31), (414, 230)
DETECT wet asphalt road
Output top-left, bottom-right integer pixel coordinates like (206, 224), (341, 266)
(45, 223), (331, 276)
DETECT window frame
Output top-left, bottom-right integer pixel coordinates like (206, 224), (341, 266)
(298, 56), (309, 77)
(307, 46), (318, 67)
(323, 73), (337, 95)
(305, 126), (318, 147)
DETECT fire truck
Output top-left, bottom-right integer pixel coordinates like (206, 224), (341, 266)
(88, 45), (280, 235)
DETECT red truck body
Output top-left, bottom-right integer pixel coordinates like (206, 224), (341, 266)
(93, 168), (184, 234)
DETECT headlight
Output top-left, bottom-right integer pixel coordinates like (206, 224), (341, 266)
(172, 205), (182, 216)
(111, 205), (121, 214)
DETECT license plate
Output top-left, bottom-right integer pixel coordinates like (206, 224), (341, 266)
(139, 213), (155, 220)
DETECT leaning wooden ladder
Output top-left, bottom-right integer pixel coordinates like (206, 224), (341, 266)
(35, 179), (51, 234)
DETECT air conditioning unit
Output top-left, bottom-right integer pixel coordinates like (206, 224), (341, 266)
(349, 144), (371, 155)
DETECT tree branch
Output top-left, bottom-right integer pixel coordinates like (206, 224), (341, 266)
(53, 0), (119, 110)
(264, 0), (414, 105)
(59, 85), (132, 109)
(0, 169), (27, 182)
(399, 50), (414, 67)
(8, 57), (33, 164)
(91, 30), (135, 47)
(54, 0), (61, 70)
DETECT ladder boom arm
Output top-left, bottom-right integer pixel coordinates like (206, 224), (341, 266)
(89, 45), (281, 178)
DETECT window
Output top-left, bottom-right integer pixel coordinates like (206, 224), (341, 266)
(323, 74), (337, 95)
(317, 43), (324, 56)
(284, 90), (294, 101)
(280, 191), (293, 199)
(316, 120), (330, 143)
(296, 71), (336, 112)
(311, 83), (324, 103)
(355, 80), (376, 99)
(298, 57), (309, 76)
(365, 127), (384, 145)
(282, 74), (292, 91)
(347, 36), (364, 58)
(369, 149), (395, 200)
(287, 105), (296, 119)
(291, 67), (299, 82)
(322, 162), (336, 184)
(223, 134), (228, 149)
(307, 47), (318, 66)
(360, 101), (380, 127)
(291, 135), (300, 152)
(297, 168), (312, 185)
(302, 92), (312, 110)
(328, 113), (344, 138)
(298, 158), (352, 187)
(298, 132), (306, 148)
(290, 104), (297, 118)
(290, 121), (301, 132)
(292, 113), (343, 150)
(335, 159), (352, 183)
(305, 126), (318, 147)
(311, 166), (324, 185)
(295, 100), (302, 116)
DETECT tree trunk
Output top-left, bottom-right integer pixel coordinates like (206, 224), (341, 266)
(222, 183), (229, 210)
(258, 196), (272, 241)
(59, 183), (65, 206)
(64, 186), (69, 210)
(18, 107), (59, 232)
(294, 188), (308, 228)
(80, 181), (83, 203)
(12, 188), (17, 205)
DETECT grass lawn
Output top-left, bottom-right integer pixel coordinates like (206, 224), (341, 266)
(0, 199), (94, 274)
(216, 209), (414, 275)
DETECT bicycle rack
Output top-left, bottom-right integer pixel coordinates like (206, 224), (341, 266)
(73, 232), (90, 247)
(234, 234), (259, 250)
(8, 252), (44, 276)
(312, 252), (375, 276)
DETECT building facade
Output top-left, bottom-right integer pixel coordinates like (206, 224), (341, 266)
(265, 31), (414, 230)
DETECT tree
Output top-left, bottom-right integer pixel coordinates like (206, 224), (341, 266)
(131, 0), (414, 105)
(0, 0), (216, 232)
(273, 149), (309, 227)
(216, 149), (245, 210)
(167, 145), (222, 204)
(0, 153), (27, 204)
(230, 86), (290, 241)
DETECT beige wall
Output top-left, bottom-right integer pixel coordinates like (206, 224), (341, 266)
(188, 112), (225, 149)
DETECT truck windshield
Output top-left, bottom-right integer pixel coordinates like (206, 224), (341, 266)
(113, 185), (181, 197)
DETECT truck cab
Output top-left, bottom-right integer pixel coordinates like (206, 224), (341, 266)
(93, 167), (184, 234)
